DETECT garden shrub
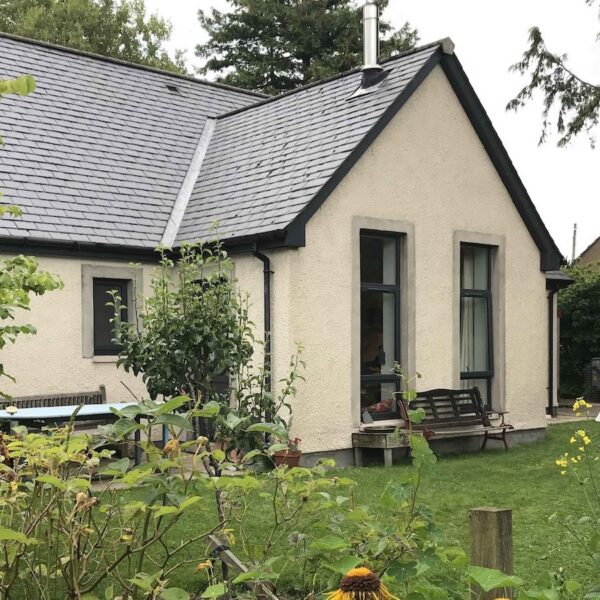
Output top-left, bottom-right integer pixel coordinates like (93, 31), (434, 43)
(559, 264), (600, 397)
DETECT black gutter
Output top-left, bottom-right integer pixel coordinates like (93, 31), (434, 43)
(253, 246), (273, 402)
(547, 288), (558, 416)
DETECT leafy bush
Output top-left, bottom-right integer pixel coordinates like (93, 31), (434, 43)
(559, 264), (600, 397)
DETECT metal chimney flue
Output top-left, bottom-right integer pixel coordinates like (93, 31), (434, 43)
(362, 0), (382, 73)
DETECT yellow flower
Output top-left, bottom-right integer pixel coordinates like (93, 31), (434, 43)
(195, 560), (212, 572)
(570, 437), (577, 444)
(584, 436), (592, 445)
(555, 458), (568, 469)
(561, 471), (567, 476)
(326, 567), (399, 600)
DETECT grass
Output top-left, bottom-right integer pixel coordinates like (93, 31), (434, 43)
(162, 420), (599, 595)
(350, 420), (599, 587)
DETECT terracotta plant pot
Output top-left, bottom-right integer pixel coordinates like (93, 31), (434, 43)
(272, 449), (302, 467)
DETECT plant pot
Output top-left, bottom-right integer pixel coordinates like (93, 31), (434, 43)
(272, 449), (302, 467)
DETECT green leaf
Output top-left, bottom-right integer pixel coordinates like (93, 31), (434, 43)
(100, 457), (130, 476)
(36, 475), (66, 490)
(410, 434), (437, 468)
(152, 505), (179, 518)
(224, 412), (245, 430)
(161, 588), (190, 600)
(247, 422), (288, 439)
(0, 527), (29, 544)
(201, 583), (225, 598)
(232, 569), (272, 583)
(156, 396), (190, 415)
(309, 535), (348, 552)
(178, 496), (201, 510)
(323, 556), (361, 575)
(467, 566), (523, 592)
(155, 413), (192, 430)
(194, 401), (220, 418)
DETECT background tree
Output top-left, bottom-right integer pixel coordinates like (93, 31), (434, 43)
(0, 0), (185, 73)
(197, 0), (419, 95)
(559, 263), (600, 397)
(507, 0), (600, 146)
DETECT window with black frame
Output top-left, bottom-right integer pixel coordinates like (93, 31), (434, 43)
(93, 278), (128, 355)
(459, 244), (494, 407)
(360, 232), (401, 420)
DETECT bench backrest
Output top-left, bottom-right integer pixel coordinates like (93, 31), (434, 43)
(9, 385), (107, 409)
(401, 387), (489, 429)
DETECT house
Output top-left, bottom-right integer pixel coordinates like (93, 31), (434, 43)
(0, 9), (568, 462)
(578, 236), (600, 267)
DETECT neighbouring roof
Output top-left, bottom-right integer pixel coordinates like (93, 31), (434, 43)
(0, 33), (563, 270)
(578, 235), (600, 265)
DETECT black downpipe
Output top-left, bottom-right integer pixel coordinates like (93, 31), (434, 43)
(547, 288), (558, 416)
(253, 246), (272, 419)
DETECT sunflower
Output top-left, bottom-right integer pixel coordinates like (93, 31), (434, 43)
(326, 567), (399, 600)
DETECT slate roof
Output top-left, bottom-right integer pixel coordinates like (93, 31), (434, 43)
(176, 45), (438, 242)
(0, 34), (263, 247)
(0, 33), (563, 270)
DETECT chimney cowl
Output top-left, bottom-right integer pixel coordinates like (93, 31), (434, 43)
(362, 0), (382, 73)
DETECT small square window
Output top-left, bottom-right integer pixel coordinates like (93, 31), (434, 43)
(93, 278), (128, 355)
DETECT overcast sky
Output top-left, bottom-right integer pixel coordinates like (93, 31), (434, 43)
(145, 0), (600, 259)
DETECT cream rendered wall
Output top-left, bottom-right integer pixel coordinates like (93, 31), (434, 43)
(0, 252), (276, 404)
(0, 256), (156, 401)
(0, 65), (550, 456)
(276, 65), (548, 453)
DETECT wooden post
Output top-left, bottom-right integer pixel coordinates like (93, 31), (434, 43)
(469, 507), (513, 600)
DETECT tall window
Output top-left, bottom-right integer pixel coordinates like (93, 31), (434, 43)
(460, 244), (494, 406)
(360, 232), (401, 420)
(93, 278), (128, 355)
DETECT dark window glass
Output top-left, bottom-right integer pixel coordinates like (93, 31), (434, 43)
(460, 244), (493, 406)
(93, 278), (128, 355)
(360, 232), (401, 420)
(360, 235), (397, 285)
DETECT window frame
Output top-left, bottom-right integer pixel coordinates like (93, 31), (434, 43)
(81, 264), (142, 360)
(459, 243), (494, 407)
(92, 277), (129, 356)
(359, 230), (402, 421)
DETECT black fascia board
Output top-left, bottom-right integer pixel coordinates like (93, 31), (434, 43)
(440, 53), (563, 272)
(0, 228), (292, 261)
(281, 47), (444, 246)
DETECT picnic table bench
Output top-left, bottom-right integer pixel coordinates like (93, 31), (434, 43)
(0, 403), (156, 465)
(352, 387), (513, 466)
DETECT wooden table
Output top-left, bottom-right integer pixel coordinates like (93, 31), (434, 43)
(0, 403), (166, 465)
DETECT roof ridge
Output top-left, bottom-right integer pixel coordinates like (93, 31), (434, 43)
(0, 31), (267, 100)
(215, 38), (449, 120)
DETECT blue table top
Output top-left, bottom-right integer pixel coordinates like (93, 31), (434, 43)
(0, 403), (135, 421)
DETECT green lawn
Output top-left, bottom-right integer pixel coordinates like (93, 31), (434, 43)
(350, 420), (598, 587)
(161, 420), (598, 596)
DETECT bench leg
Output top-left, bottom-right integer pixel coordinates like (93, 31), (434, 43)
(354, 447), (363, 467)
(383, 448), (393, 467)
(503, 429), (509, 451)
(481, 431), (489, 451)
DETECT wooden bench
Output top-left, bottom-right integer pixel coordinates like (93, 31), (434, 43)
(400, 387), (513, 450)
(9, 385), (106, 409)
